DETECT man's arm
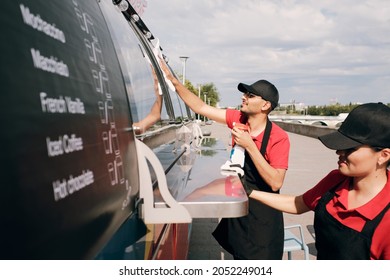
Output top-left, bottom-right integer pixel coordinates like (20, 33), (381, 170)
(247, 145), (287, 191)
(231, 126), (287, 191)
(133, 66), (162, 134)
(160, 59), (227, 124)
(132, 97), (162, 134)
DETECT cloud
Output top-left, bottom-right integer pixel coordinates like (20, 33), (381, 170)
(141, 0), (390, 106)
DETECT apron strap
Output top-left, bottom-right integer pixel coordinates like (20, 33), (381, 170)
(260, 118), (272, 156)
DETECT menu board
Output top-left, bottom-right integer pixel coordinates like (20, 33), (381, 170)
(0, 0), (139, 259)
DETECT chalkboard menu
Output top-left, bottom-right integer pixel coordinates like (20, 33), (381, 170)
(0, 0), (139, 259)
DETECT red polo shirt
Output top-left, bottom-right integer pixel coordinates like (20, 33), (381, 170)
(303, 169), (390, 260)
(225, 109), (289, 170)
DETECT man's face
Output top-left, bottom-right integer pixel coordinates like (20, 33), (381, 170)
(240, 92), (269, 115)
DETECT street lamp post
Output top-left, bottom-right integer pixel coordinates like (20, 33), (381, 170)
(203, 92), (208, 122)
(197, 85), (201, 121)
(179, 56), (189, 84)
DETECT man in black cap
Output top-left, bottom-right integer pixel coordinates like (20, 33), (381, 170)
(246, 102), (390, 259)
(161, 61), (290, 259)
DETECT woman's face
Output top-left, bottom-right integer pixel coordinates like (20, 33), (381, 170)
(336, 145), (381, 177)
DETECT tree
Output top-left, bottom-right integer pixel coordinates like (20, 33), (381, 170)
(198, 82), (220, 108)
(182, 79), (220, 108)
(307, 103), (359, 116)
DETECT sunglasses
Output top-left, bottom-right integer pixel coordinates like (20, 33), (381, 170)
(243, 92), (263, 99)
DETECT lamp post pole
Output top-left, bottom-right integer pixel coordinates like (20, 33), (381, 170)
(197, 85), (201, 121)
(203, 92), (208, 122)
(179, 56), (189, 84)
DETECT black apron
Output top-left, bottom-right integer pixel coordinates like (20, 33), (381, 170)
(212, 119), (284, 259)
(314, 186), (390, 260)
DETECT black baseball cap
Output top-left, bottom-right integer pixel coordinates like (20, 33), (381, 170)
(238, 79), (279, 109)
(318, 103), (390, 150)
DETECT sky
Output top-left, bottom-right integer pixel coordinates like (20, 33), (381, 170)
(138, 0), (390, 108)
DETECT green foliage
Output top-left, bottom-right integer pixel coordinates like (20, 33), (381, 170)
(307, 103), (359, 116)
(184, 80), (220, 108)
(277, 102), (390, 116)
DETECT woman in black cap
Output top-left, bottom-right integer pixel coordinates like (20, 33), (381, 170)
(245, 103), (390, 259)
